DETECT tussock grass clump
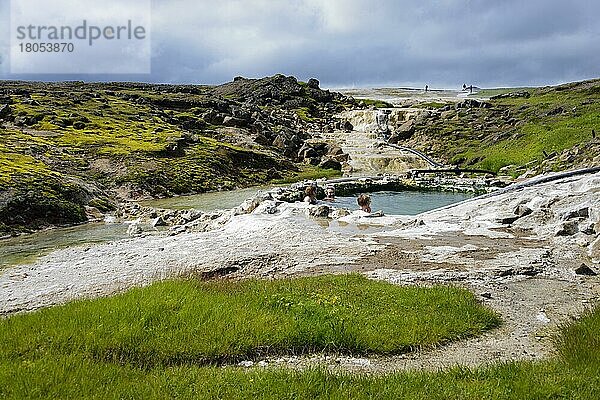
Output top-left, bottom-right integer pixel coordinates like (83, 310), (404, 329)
(0, 275), (499, 369)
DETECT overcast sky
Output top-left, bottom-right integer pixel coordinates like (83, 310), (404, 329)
(1, 0), (599, 88)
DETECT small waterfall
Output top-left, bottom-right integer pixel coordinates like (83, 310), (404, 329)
(338, 109), (423, 133)
(321, 109), (431, 175)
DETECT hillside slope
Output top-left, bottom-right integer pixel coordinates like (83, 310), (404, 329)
(0, 76), (355, 234)
(396, 79), (600, 175)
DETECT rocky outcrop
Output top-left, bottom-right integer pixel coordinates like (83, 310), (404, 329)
(0, 76), (358, 235)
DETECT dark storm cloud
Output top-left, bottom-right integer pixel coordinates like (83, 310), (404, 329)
(1, 0), (599, 87)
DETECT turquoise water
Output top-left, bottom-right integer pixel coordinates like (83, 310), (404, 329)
(331, 190), (474, 215)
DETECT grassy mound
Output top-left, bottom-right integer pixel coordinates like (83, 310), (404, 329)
(0, 275), (498, 368)
(0, 79), (347, 234)
(3, 296), (600, 399)
(2, 274), (599, 399)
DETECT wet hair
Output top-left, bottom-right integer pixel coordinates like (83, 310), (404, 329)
(357, 193), (371, 207)
(305, 186), (316, 197)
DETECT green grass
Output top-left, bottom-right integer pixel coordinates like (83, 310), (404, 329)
(433, 80), (600, 172)
(294, 107), (317, 122)
(0, 275), (502, 398)
(414, 101), (448, 109)
(2, 275), (600, 399)
(359, 98), (393, 108)
(0, 275), (499, 366)
(274, 166), (342, 184)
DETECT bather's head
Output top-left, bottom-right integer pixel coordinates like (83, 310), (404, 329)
(305, 185), (316, 198)
(325, 186), (335, 199)
(357, 193), (371, 212)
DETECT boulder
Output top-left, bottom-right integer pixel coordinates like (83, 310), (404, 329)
(127, 223), (143, 236)
(328, 146), (344, 156)
(151, 216), (167, 227)
(222, 116), (245, 127)
(307, 78), (320, 89)
(555, 220), (579, 236)
(254, 134), (271, 146)
(179, 209), (203, 224)
(73, 121), (86, 130)
(514, 204), (533, 218)
(330, 209), (351, 219)
(308, 205), (331, 218)
(575, 264), (597, 276)
(0, 104), (11, 119)
(318, 158), (342, 171)
(334, 153), (350, 163)
(563, 207), (589, 220)
(495, 213), (521, 225)
(304, 157), (320, 166)
(393, 120), (416, 140)
(342, 120), (353, 132)
(272, 134), (289, 149)
(298, 144), (318, 160)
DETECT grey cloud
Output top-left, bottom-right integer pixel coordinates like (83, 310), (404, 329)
(1, 0), (598, 88)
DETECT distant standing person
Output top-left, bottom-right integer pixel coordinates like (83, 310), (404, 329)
(462, 83), (467, 91)
(357, 194), (372, 213)
(425, 85), (429, 93)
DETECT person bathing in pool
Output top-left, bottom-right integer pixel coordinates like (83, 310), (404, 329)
(324, 186), (336, 202)
(357, 193), (372, 213)
(357, 193), (385, 217)
(304, 185), (318, 205)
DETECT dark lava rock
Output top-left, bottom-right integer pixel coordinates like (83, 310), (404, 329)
(318, 158), (342, 171)
(342, 120), (353, 132)
(0, 104), (11, 119)
(499, 266), (540, 277)
(495, 214), (521, 225)
(563, 207), (589, 220)
(514, 204), (533, 218)
(254, 134), (271, 146)
(307, 78), (320, 89)
(575, 264), (597, 276)
(298, 145), (318, 160)
(491, 91), (531, 99)
(555, 220), (579, 236)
